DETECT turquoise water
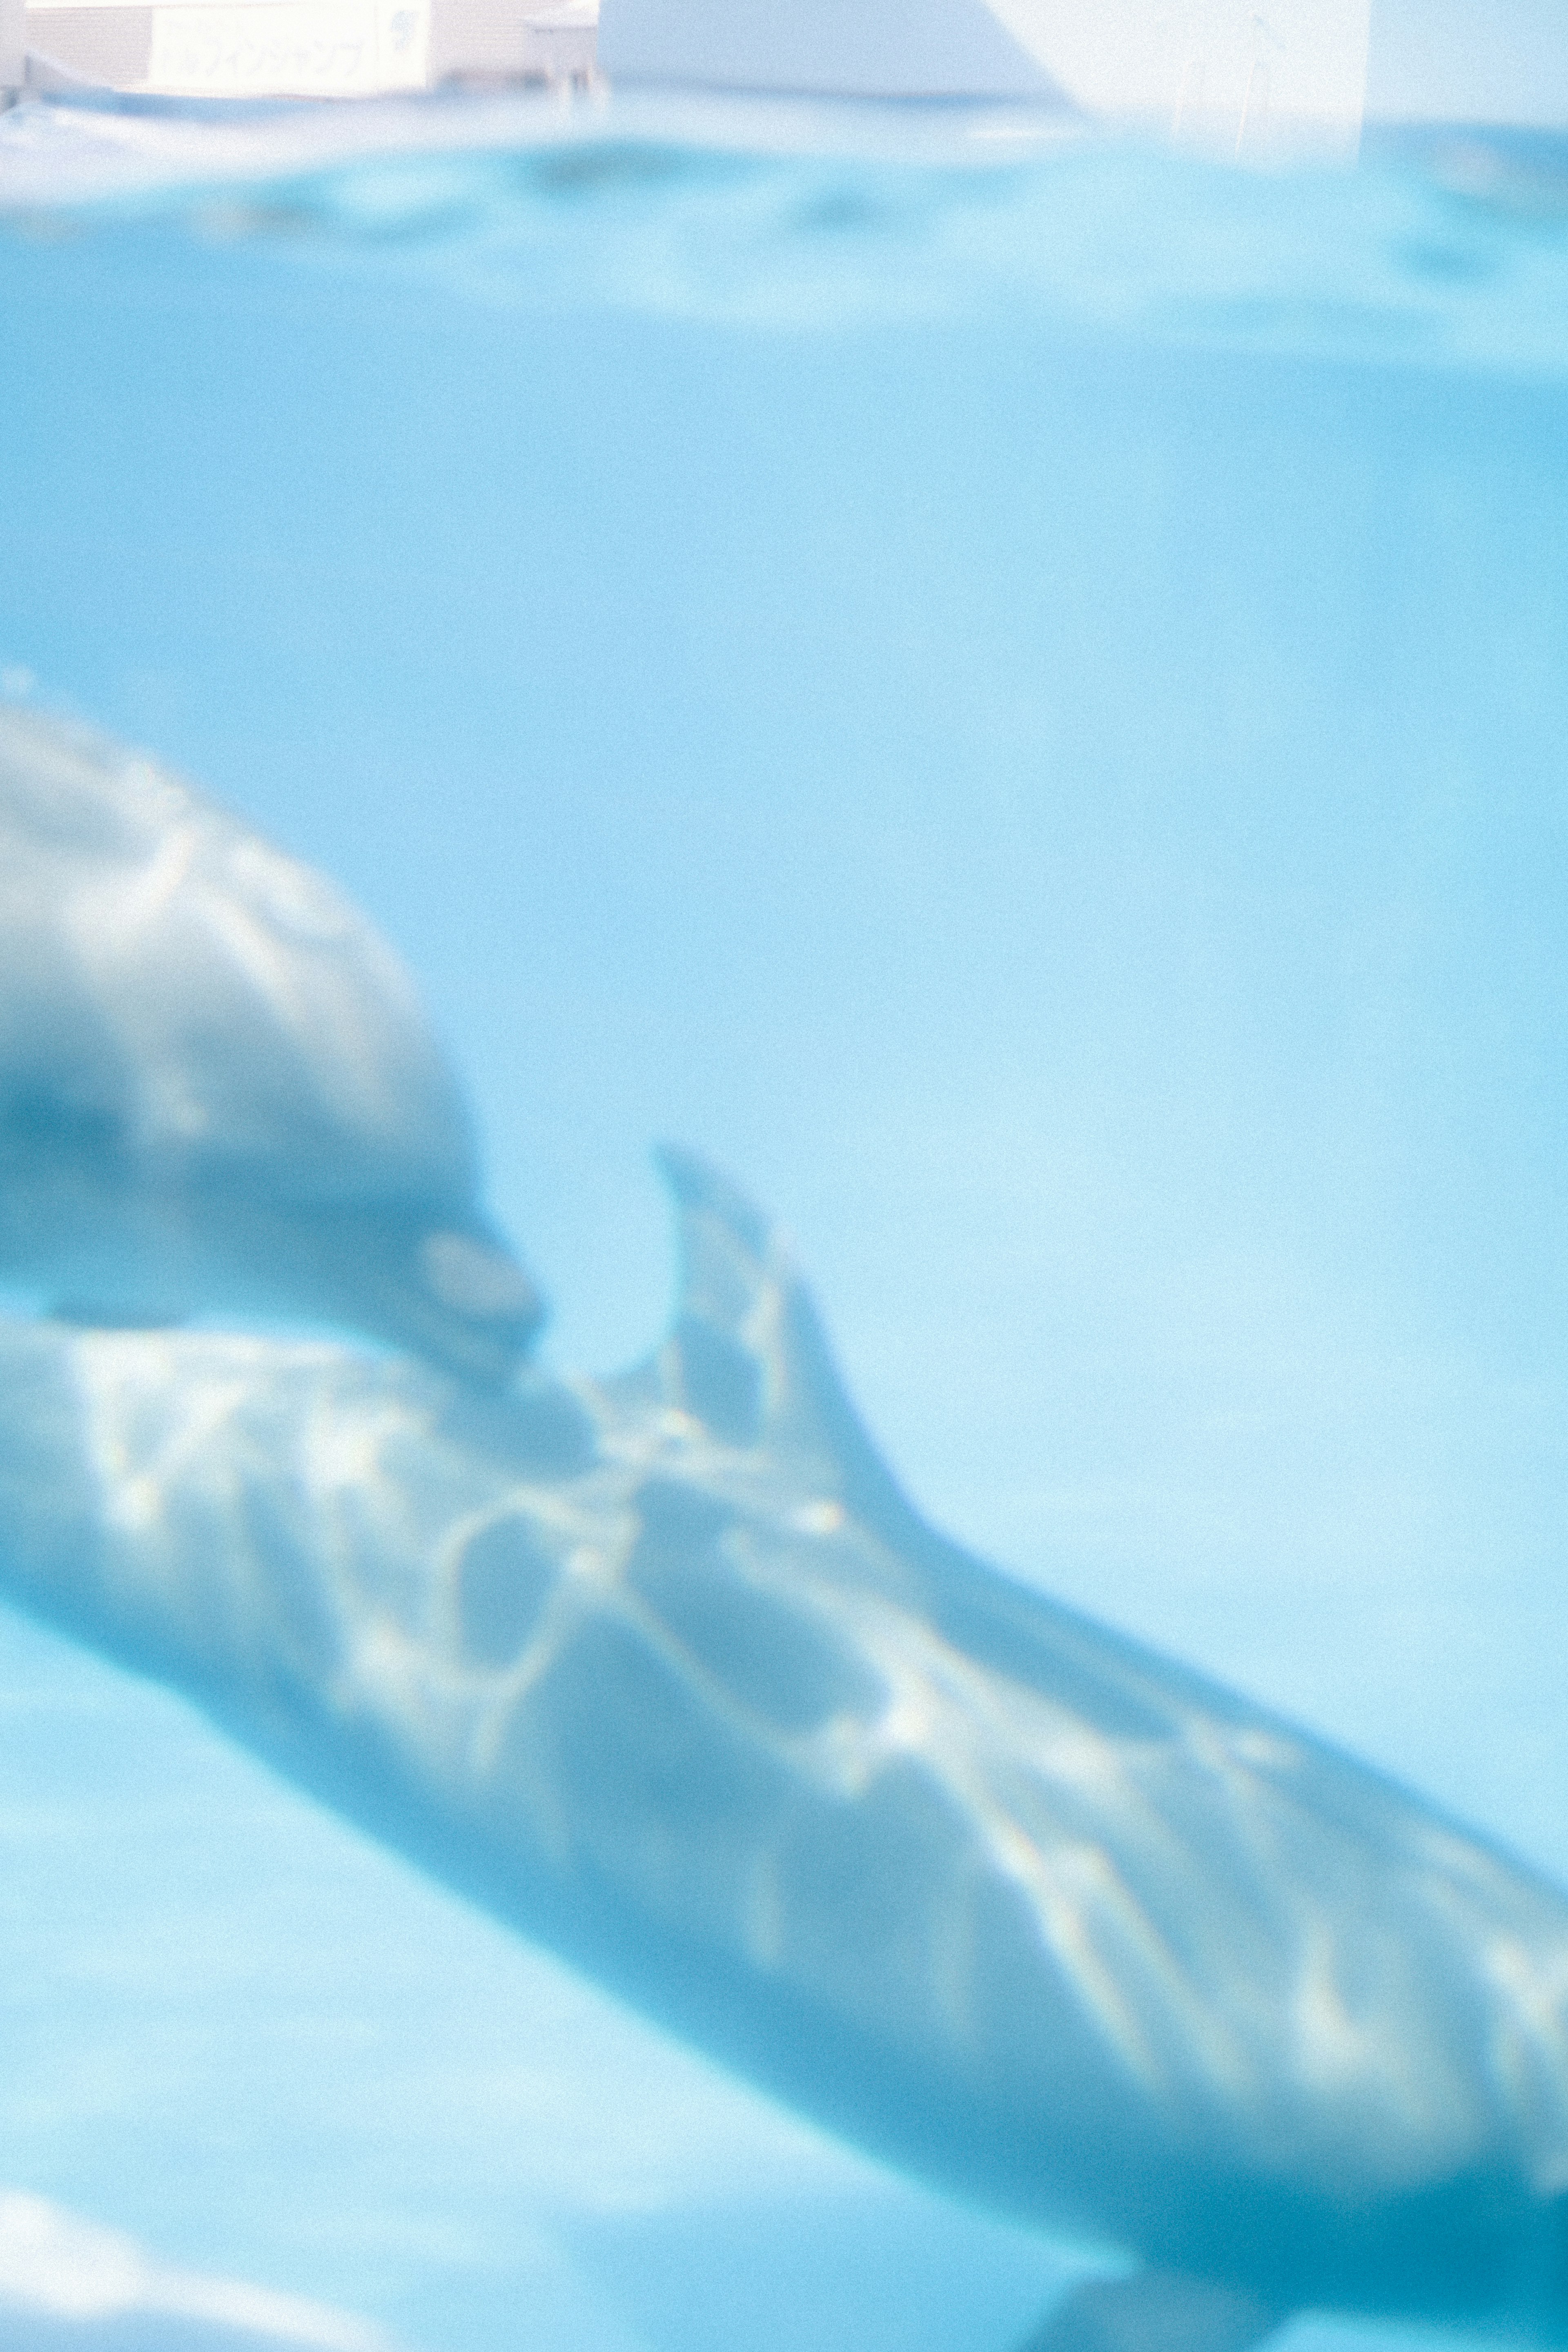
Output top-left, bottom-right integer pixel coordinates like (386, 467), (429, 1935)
(3, 98), (1568, 2352)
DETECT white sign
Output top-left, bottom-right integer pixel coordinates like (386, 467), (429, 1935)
(145, 0), (429, 91)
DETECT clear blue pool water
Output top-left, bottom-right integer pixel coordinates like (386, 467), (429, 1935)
(2, 96), (1568, 2352)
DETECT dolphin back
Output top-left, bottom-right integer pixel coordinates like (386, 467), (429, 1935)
(2, 1154), (1568, 2328)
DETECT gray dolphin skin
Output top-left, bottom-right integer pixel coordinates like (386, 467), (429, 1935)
(0, 705), (541, 1383)
(2, 1151), (1568, 2352)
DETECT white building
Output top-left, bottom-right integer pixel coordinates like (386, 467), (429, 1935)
(599, 0), (1372, 154)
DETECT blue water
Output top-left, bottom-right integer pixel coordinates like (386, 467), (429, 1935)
(2, 97), (1568, 2352)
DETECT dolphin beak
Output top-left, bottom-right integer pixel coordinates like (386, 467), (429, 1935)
(252, 1201), (548, 1387)
(419, 1229), (543, 1323)
(409, 1224), (546, 1383)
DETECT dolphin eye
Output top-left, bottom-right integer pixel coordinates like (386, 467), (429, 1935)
(420, 1232), (541, 1323)
(455, 1513), (559, 1668)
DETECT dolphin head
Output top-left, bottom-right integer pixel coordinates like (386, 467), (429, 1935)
(281, 1198), (547, 1385)
(0, 704), (543, 1383)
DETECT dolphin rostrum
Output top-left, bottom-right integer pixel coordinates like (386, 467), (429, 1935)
(0, 704), (541, 1383)
(1, 1148), (1566, 2352)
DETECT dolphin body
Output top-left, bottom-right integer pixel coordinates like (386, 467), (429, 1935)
(0, 1151), (1566, 2352)
(0, 706), (540, 1383)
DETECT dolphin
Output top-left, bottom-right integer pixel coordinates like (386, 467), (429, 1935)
(0, 1148), (1566, 2352)
(0, 704), (541, 1383)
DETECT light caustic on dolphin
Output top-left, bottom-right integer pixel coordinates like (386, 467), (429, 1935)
(3, 717), (1568, 2352)
(0, 704), (541, 1382)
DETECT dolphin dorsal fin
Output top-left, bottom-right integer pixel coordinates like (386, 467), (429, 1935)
(656, 1142), (773, 1346)
(642, 1147), (931, 1548)
(648, 1141), (808, 1452)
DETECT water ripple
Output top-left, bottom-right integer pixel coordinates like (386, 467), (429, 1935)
(2, 95), (1568, 366)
